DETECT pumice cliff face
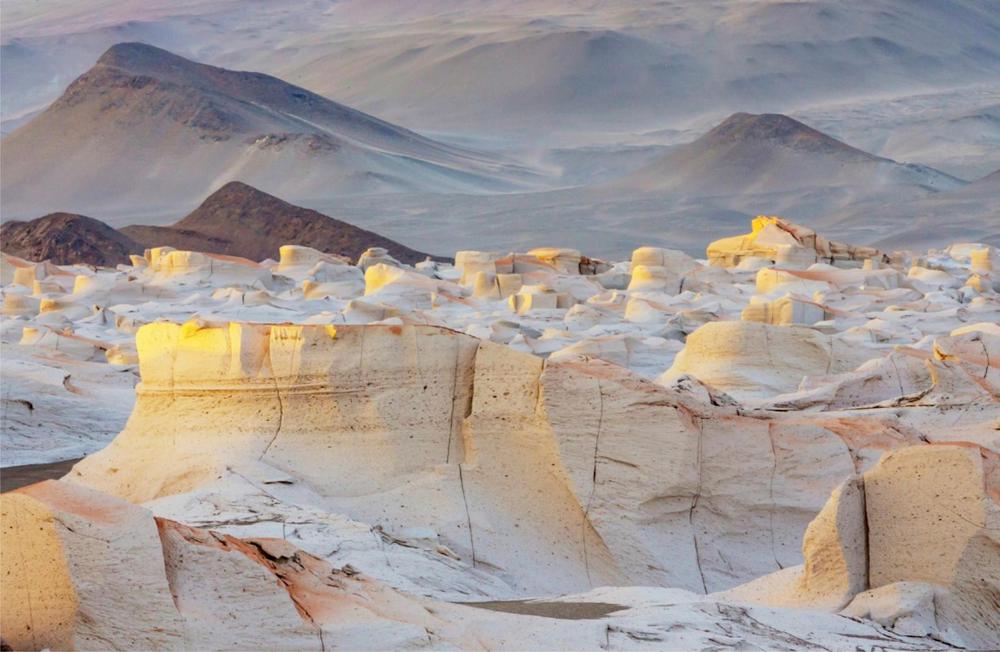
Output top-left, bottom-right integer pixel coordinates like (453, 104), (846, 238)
(69, 319), (945, 598)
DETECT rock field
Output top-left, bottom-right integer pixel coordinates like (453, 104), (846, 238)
(1, 216), (997, 650)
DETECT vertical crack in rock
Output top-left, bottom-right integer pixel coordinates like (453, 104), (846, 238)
(446, 338), (477, 464)
(533, 361), (545, 415)
(457, 464), (476, 567)
(690, 415), (708, 594)
(979, 337), (990, 379)
(766, 422), (784, 571)
(581, 378), (605, 588)
(259, 336), (284, 460)
(445, 338), (460, 464)
(861, 474), (872, 591)
(259, 377), (285, 460)
(888, 355), (907, 400)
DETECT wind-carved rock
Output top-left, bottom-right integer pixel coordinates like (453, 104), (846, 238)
(723, 444), (999, 649)
(64, 320), (931, 598)
(708, 215), (886, 269)
(659, 321), (878, 402)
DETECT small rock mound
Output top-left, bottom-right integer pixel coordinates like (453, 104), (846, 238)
(0, 213), (142, 267)
(121, 181), (438, 264)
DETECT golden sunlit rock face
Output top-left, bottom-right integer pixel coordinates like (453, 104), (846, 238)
(708, 216), (888, 269)
(2, 216), (998, 650)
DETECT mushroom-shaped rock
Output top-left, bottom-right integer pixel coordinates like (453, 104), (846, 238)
(4, 254), (48, 287)
(455, 250), (511, 285)
(526, 247), (582, 275)
(276, 244), (350, 278)
(471, 271), (522, 300)
(357, 247), (401, 271)
(507, 284), (572, 315)
(741, 294), (826, 326)
(627, 265), (684, 293)
(2, 291), (41, 317)
(631, 247), (700, 274)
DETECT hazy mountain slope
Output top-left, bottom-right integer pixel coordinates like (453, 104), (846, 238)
(279, 0), (1000, 137)
(120, 181), (439, 263)
(957, 168), (1000, 198)
(795, 90), (1000, 180)
(0, 212), (142, 266)
(5, 1), (999, 142)
(2, 1), (997, 259)
(281, 27), (697, 136)
(617, 113), (964, 196)
(0, 42), (538, 220)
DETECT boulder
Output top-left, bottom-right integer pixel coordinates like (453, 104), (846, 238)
(660, 321), (877, 401)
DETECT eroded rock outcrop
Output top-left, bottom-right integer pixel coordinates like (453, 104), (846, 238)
(708, 215), (886, 269)
(63, 321), (933, 598)
(3, 214), (997, 651)
(5, 476), (961, 652)
(659, 320), (877, 401)
(723, 444), (999, 649)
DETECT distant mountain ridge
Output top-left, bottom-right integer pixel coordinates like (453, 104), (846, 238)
(698, 113), (876, 159)
(618, 112), (965, 195)
(0, 42), (540, 220)
(122, 181), (440, 264)
(1, 183), (440, 267)
(0, 213), (142, 266)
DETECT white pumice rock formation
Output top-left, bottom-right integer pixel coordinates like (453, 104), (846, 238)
(660, 320), (879, 402)
(708, 216), (887, 269)
(9, 474), (984, 652)
(356, 246), (402, 271)
(2, 216), (997, 650)
(722, 443), (999, 649)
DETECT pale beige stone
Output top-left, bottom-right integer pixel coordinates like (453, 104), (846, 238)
(526, 247), (582, 275)
(741, 294), (826, 325)
(708, 216), (884, 269)
(864, 444), (999, 589)
(660, 321), (876, 401)
(0, 492), (78, 652)
(12, 480), (187, 650)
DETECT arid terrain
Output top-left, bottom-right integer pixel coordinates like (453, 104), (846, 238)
(3, 216), (998, 649)
(1, 2), (998, 651)
(2, 1), (999, 254)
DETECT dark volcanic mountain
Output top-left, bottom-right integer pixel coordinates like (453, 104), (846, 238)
(619, 112), (963, 195)
(0, 213), (142, 266)
(0, 42), (537, 220)
(121, 182), (437, 264)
